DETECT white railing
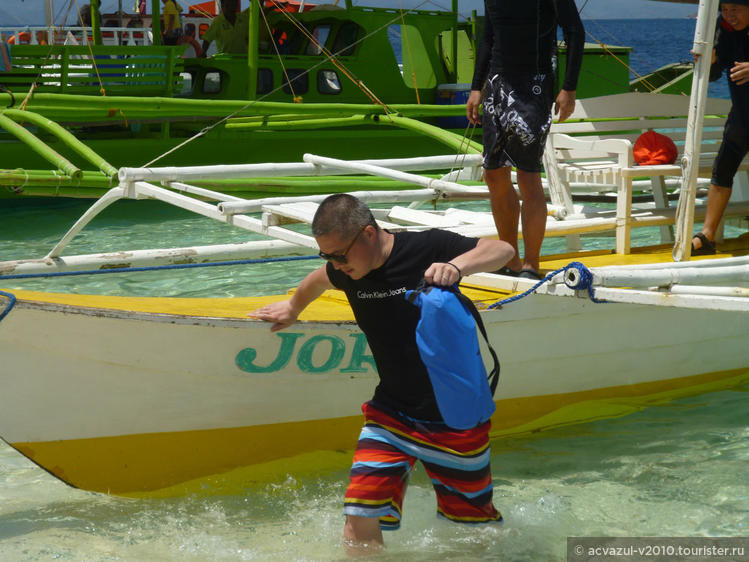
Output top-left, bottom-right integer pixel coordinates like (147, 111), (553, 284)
(0, 26), (153, 47)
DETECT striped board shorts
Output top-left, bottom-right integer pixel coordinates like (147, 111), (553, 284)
(343, 401), (502, 530)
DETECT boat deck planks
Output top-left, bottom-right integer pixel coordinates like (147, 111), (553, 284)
(539, 233), (749, 272)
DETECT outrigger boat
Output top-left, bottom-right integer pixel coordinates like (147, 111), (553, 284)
(0, 0), (746, 496)
(0, 146), (747, 495)
(0, 0), (693, 198)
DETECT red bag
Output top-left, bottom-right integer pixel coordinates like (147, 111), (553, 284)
(633, 131), (678, 166)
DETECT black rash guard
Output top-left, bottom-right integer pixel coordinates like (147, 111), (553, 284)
(471, 0), (585, 92)
(711, 17), (749, 128)
(326, 229), (477, 422)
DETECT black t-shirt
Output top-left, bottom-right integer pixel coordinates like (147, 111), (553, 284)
(471, 0), (585, 92)
(326, 229), (478, 421)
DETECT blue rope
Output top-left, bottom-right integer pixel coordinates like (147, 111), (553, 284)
(0, 290), (17, 322)
(0, 254), (321, 280)
(488, 261), (606, 309)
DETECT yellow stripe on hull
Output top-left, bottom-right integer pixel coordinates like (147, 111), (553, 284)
(5, 285), (507, 322)
(13, 367), (748, 497)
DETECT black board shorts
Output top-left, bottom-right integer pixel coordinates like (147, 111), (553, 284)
(481, 72), (555, 172)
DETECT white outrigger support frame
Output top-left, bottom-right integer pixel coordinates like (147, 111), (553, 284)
(1, 152), (748, 310)
(674, 0), (720, 261)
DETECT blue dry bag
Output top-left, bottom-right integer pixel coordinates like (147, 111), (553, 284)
(406, 280), (500, 430)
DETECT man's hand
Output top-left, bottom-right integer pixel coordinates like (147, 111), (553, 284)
(730, 61), (749, 85)
(466, 89), (482, 125)
(249, 300), (300, 332)
(424, 262), (461, 287)
(554, 89), (576, 123)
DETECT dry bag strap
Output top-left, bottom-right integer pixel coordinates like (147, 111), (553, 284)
(408, 280), (500, 396)
(449, 286), (500, 396)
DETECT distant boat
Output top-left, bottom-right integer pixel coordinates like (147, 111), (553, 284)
(0, 2), (693, 198)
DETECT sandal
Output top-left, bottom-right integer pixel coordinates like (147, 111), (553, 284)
(518, 269), (543, 281)
(691, 232), (716, 256)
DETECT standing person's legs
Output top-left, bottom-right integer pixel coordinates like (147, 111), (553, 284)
(516, 169), (547, 273)
(481, 72), (553, 274)
(694, 117), (747, 253)
(693, 183), (732, 251)
(484, 168), (547, 273)
(485, 167), (522, 272)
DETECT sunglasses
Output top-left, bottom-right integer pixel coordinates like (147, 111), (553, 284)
(318, 226), (366, 264)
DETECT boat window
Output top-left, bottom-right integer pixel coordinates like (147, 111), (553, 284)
(318, 70), (341, 94)
(306, 25), (332, 55)
(332, 21), (361, 56)
(272, 24), (303, 55)
(203, 71), (222, 94)
(257, 68), (273, 95)
(387, 24), (436, 89)
(177, 71), (194, 97)
(282, 69), (309, 96)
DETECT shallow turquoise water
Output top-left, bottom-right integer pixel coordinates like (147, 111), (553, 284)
(0, 388), (747, 560)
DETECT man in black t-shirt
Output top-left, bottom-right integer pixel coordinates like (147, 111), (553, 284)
(251, 194), (514, 555)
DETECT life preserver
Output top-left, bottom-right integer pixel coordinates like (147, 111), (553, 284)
(177, 34), (203, 58)
(7, 32), (31, 45)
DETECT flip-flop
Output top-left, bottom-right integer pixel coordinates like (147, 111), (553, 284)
(518, 269), (543, 280)
(691, 232), (716, 255)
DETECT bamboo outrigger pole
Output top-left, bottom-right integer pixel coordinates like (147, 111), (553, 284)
(152, 0), (162, 45)
(92, 0), (103, 45)
(673, 0), (719, 261)
(248, 0), (260, 99)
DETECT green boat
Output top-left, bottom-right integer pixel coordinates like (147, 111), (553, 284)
(0, 1), (690, 199)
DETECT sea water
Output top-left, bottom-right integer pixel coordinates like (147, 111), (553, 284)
(0, 388), (746, 560)
(1, 18), (747, 561)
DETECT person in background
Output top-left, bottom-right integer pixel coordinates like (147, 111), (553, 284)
(466, 0), (584, 279)
(250, 194), (513, 555)
(161, 0), (182, 46)
(79, 0), (102, 27)
(691, 0), (749, 255)
(201, 0), (249, 55)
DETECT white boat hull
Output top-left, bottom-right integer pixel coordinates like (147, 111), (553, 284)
(1, 288), (747, 495)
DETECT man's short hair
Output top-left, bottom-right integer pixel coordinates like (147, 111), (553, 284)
(312, 194), (378, 239)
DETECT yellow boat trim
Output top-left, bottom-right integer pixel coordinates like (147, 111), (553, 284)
(12, 367), (748, 497)
(539, 232), (749, 272)
(4, 285), (510, 323)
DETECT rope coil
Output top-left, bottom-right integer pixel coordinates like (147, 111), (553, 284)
(488, 261), (605, 309)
